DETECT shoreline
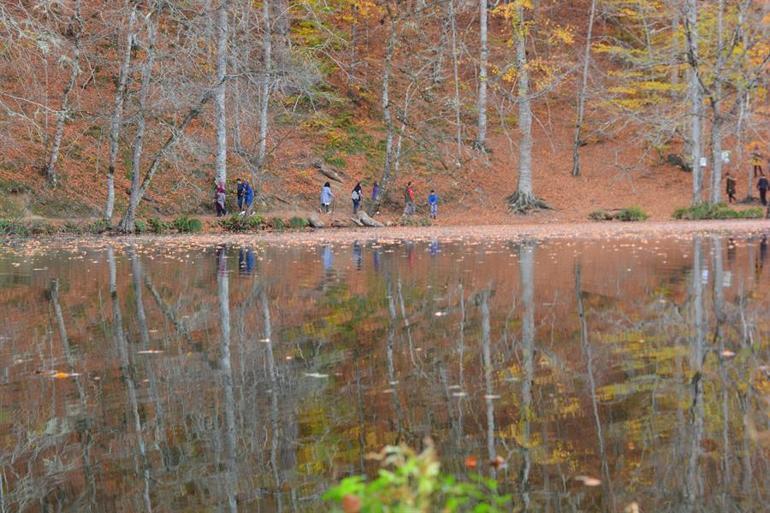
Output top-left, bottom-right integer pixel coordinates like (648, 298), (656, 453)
(2, 220), (770, 251)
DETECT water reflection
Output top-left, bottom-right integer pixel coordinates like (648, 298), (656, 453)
(1, 235), (770, 512)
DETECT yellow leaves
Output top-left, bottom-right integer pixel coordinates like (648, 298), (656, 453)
(549, 25), (575, 46)
(491, 0), (532, 19)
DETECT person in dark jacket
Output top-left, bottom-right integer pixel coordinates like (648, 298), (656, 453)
(725, 172), (737, 203)
(352, 182), (363, 214)
(236, 178), (245, 211)
(758, 175), (769, 206)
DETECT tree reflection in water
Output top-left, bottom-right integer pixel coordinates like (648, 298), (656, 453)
(0, 235), (769, 512)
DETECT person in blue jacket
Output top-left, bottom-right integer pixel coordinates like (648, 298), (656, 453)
(428, 189), (439, 219)
(242, 180), (254, 214)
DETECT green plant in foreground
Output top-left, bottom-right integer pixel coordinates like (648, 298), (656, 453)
(673, 202), (764, 220)
(324, 442), (512, 513)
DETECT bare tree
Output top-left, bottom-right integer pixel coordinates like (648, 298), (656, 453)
(370, 9), (397, 214)
(214, 0), (229, 188)
(507, 4), (548, 213)
(119, 8), (157, 232)
(475, 0), (488, 151)
(44, 0), (83, 188)
(571, 0), (598, 177)
(256, 0), (272, 183)
(105, 2), (139, 221)
(684, 0), (704, 204)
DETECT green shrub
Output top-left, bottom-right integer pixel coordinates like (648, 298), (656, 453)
(134, 220), (147, 234)
(148, 217), (170, 234)
(220, 215), (264, 232)
(289, 216), (309, 229)
(673, 202), (764, 220)
(172, 216), (202, 233)
(324, 443), (512, 513)
(270, 217), (286, 231)
(615, 206), (649, 222)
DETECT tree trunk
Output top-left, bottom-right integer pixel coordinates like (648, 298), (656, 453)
(215, 0), (229, 187)
(45, 0), (82, 188)
(479, 290), (497, 479)
(708, 0), (725, 204)
(571, 0), (597, 177)
(118, 88), (216, 232)
(119, 11), (157, 233)
(431, 0), (450, 85)
(105, 2), (138, 221)
(273, 0), (291, 70)
(256, 0), (272, 188)
(369, 14), (396, 215)
(449, 0), (462, 163)
(475, 0), (488, 151)
(684, 0), (704, 204)
(508, 6), (548, 213)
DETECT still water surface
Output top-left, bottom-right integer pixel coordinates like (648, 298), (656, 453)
(1, 234), (770, 512)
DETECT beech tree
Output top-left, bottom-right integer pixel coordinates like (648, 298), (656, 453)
(44, 0), (83, 188)
(105, 2), (139, 221)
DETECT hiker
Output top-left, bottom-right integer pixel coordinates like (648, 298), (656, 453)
(242, 180), (254, 214)
(428, 189), (439, 219)
(725, 172), (737, 204)
(404, 181), (415, 215)
(371, 181), (380, 202)
(214, 182), (227, 217)
(236, 178), (245, 211)
(321, 182), (334, 213)
(352, 182), (363, 214)
(758, 175), (769, 206)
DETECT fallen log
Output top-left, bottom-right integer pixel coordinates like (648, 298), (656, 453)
(356, 211), (384, 227)
(312, 160), (344, 183)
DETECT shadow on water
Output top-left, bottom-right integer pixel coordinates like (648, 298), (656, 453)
(1, 234), (770, 512)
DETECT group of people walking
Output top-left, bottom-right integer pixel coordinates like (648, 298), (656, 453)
(214, 178), (255, 217)
(321, 180), (439, 219)
(725, 168), (769, 206)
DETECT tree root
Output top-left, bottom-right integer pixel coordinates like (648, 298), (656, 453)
(506, 192), (551, 214)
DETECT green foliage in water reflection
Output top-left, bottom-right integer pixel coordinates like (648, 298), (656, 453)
(324, 443), (512, 513)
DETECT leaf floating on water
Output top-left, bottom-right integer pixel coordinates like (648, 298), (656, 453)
(434, 311), (447, 317)
(624, 502), (640, 513)
(574, 475), (602, 487)
(259, 338), (271, 343)
(451, 391), (467, 397)
(44, 371), (81, 379)
(464, 455), (478, 469)
(304, 372), (329, 378)
(720, 349), (736, 358)
(137, 349), (164, 355)
(484, 394), (501, 400)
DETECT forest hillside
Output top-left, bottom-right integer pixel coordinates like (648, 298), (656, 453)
(0, 0), (768, 228)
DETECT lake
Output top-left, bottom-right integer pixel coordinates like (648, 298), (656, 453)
(1, 232), (769, 512)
